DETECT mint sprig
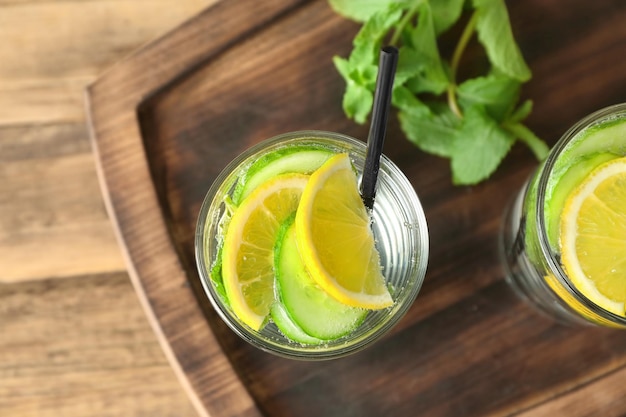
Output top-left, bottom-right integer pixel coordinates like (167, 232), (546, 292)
(330, 0), (549, 185)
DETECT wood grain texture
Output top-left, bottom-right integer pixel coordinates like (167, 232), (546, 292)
(0, 0), (215, 125)
(86, 0), (626, 416)
(0, 273), (197, 417)
(0, 78), (93, 126)
(515, 366), (626, 416)
(0, 0), (220, 415)
(0, 123), (125, 282)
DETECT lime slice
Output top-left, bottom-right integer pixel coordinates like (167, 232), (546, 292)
(560, 157), (626, 316)
(295, 153), (393, 309)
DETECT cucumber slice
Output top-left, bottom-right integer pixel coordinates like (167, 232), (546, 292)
(542, 118), (626, 249)
(558, 117), (626, 163)
(274, 222), (367, 340)
(270, 302), (323, 345)
(233, 145), (333, 204)
(545, 152), (617, 248)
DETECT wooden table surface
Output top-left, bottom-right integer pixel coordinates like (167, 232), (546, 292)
(3, 1), (626, 416)
(0, 1), (217, 415)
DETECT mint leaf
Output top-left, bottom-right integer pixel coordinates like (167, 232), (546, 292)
(473, 0), (531, 81)
(396, 47), (449, 95)
(393, 85), (429, 114)
(451, 106), (515, 185)
(399, 110), (459, 158)
(430, 0), (466, 34)
(457, 74), (520, 122)
(328, 0), (399, 23)
(330, 0), (548, 185)
(334, 5), (405, 123)
(394, 46), (425, 86)
(333, 55), (351, 80)
(396, 93), (461, 158)
(343, 81), (374, 124)
(334, 56), (375, 123)
(333, 56), (377, 90)
(351, 5), (404, 67)
(403, 2), (449, 94)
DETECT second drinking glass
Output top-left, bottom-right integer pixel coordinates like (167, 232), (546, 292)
(501, 103), (626, 328)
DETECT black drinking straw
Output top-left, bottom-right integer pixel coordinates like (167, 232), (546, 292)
(361, 46), (399, 210)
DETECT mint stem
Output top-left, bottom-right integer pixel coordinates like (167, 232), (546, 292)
(390, 1), (421, 46)
(504, 122), (550, 160)
(447, 12), (478, 119)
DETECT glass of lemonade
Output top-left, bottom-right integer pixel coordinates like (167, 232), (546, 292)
(501, 103), (626, 328)
(195, 130), (429, 359)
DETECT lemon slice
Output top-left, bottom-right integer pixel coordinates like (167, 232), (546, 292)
(560, 157), (626, 316)
(222, 173), (309, 330)
(295, 153), (393, 309)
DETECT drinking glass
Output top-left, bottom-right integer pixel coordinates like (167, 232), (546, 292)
(501, 103), (626, 328)
(195, 130), (429, 359)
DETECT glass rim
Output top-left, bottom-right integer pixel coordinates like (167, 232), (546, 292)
(535, 102), (626, 324)
(194, 130), (429, 360)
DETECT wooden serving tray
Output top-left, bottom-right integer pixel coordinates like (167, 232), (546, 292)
(87, 1), (626, 416)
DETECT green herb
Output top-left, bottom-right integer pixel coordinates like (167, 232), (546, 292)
(330, 0), (549, 185)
